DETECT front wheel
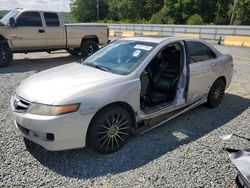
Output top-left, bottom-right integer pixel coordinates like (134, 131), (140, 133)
(0, 45), (13, 68)
(80, 40), (99, 57)
(205, 78), (226, 108)
(87, 106), (132, 154)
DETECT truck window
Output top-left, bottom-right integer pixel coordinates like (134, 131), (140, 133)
(44, 13), (60, 27)
(16, 12), (42, 27)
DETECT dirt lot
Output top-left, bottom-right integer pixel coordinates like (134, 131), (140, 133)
(0, 45), (249, 187)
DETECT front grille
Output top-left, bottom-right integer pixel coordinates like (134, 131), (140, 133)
(13, 96), (31, 113)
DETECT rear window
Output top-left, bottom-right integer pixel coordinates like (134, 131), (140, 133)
(44, 13), (60, 27)
(16, 12), (42, 27)
(187, 41), (216, 63)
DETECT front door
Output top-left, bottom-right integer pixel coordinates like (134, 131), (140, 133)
(11, 11), (46, 50)
(140, 42), (187, 114)
(186, 41), (218, 103)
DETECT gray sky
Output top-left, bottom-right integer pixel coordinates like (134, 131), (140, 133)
(0, 0), (70, 12)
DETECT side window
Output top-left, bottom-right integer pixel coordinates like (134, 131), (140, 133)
(16, 12), (42, 27)
(187, 41), (216, 64)
(44, 13), (60, 27)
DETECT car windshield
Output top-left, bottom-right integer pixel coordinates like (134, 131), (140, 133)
(82, 40), (156, 75)
(0, 10), (18, 25)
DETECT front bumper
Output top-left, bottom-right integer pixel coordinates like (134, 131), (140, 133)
(11, 97), (94, 151)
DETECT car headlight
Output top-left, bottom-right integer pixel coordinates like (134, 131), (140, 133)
(27, 103), (80, 116)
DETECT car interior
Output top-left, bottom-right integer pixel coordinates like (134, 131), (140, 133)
(140, 43), (184, 111)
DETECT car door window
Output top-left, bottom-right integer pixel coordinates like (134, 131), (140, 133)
(187, 41), (216, 64)
(16, 12), (42, 27)
(44, 13), (60, 27)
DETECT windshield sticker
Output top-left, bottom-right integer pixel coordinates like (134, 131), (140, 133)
(133, 50), (141, 57)
(134, 45), (153, 51)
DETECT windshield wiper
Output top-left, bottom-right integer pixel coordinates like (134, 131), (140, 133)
(83, 62), (110, 72)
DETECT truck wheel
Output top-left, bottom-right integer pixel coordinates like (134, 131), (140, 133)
(87, 105), (132, 154)
(0, 45), (13, 68)
(80, 40), (99, 57)
(66, 48), (80, 55)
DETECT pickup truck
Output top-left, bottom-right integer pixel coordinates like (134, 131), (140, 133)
(0, 8), (109, 67)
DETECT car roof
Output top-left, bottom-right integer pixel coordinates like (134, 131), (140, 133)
(119, 36), (198, 44)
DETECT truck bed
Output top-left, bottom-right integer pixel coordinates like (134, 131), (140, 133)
(65, 23), (108, 47)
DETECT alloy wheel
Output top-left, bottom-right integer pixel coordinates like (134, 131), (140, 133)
(97, 113), (130, 152)
(210, 81), (225, 103)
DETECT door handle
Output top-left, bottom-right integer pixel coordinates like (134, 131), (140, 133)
(38, 29), (45, 33)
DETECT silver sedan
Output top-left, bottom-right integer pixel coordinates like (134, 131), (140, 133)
(11, 37), (233, 154)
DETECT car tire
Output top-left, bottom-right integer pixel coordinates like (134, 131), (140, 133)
(87, 105), (132, 154)
(66, 48), (80, 55)
(0, 44), (13, 68)
(205, 78), (226, 108)
(80, 40), (99, 57)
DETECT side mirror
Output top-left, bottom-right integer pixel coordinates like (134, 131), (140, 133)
(9, 17), (16, 27)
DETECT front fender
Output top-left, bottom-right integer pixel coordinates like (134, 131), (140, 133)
(78, 79), (141, 116)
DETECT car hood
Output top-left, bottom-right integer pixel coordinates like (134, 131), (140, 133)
(16, 63), (123, 104)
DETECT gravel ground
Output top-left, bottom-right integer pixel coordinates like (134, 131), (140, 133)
(0, 45), (249, 188)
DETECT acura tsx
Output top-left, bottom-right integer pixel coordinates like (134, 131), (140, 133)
(11, 37), (233, 154)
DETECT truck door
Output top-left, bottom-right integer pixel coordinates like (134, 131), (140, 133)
(11, 11), (46, 49)
(186, 41), (218, 103)
(43, 12), (66, 48)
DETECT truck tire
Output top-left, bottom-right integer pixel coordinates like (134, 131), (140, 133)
(0, 45), (13, 68)
(80, 40), (99, 57)
(66, 48), (80, 55)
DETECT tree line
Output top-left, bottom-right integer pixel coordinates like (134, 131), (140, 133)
(71, 0), (250, 25)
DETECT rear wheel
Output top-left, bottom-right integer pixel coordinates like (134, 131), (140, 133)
(80, 40), (99, 57)
(205, 78), (226, 108)
(0, 44), (13, 68)
(87, 106), (132, 154)
(66, 48), (80, 55)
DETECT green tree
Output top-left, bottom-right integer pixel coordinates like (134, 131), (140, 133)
(236, 0), (250, 25)
(162, 0), (191, 24)
(189, 0), (217, 24)
(149, 6), (174, 24)
(70, 0), (242, 25)
(108, 0), (163, 22)
(214, 0), (233, 25)
(71, 0), (108, 22)
(186, 14), (203, 25)
(149, 0), (217, 24)
(61, 12), (74, 23)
